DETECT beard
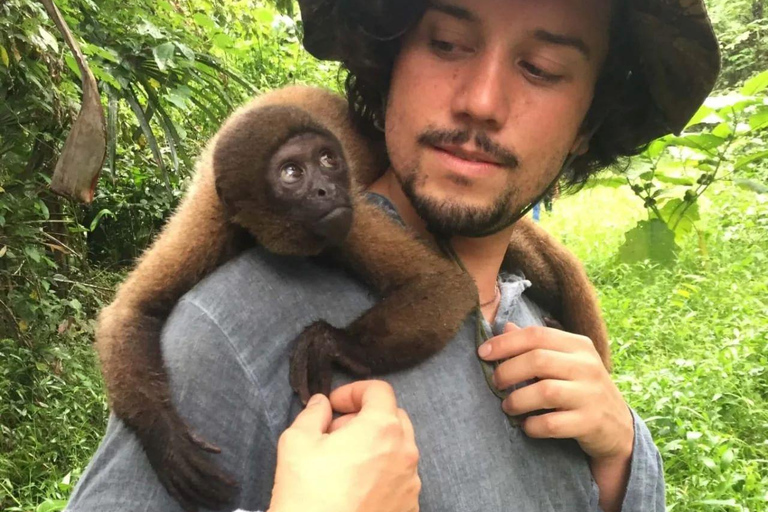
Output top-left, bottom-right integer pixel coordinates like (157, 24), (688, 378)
(397, 170), (521, 237)
(393, 126), (526, 237)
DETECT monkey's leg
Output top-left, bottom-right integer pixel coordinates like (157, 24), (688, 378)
(290, 202), (478, 402)
(96, 168), (241, 511)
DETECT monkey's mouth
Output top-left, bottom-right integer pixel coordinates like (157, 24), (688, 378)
(312, 206), (353, 246)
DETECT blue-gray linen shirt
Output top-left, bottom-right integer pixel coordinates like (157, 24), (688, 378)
(66, 196), (664, 512)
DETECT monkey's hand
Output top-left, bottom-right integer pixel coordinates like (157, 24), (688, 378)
(543, 316), (565, 330)
(133, 408), (240, 511)
(289, 320), (372, 403)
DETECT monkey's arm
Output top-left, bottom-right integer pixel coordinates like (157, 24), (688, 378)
(504, 217), (611, 369)
(290, 201), (479, 400)
(95, 164), (241, 511)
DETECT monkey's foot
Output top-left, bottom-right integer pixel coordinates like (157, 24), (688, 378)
(134, 409), (239, 511)
(289, 320), (371, 403)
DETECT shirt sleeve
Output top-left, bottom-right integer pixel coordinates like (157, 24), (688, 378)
(620, 408), (666, 511)
(65, 299), (278, 512)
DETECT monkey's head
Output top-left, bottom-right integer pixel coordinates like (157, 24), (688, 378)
(213, 104), (353, 256)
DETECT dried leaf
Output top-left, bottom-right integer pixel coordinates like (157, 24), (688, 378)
(41, 0), (106, 203)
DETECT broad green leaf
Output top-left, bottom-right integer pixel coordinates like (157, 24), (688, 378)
(741, 69), (768, 95)
(0, 46), (9, 67)
(137, 20), (164, 39)
(193, 13), (217, 30)
(212, 32), (235, 49)
(35, 499), (67, 512)
(666, 134), (726, 153)
(684, 105), (715, 128)
(175, 42), (195, 61)
(582, 175), (626, 189)
(254, 7), (274, 23)
(152, 42), (175, 72)
(645, 139), (669, 160)
(748, 110), (768, 131)
(712, 122), (733, 139)
(38, 27), (59, 52)
(64, 54), (82, 79)
(734, 150), (768, 170)
(660, 199), (699, 239)
(24, 246), (42, 263)
(654, 172), (695, 186)
(617, 219), (678, 265)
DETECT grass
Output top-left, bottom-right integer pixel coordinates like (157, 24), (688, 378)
(1, 183), (766, 511)
(541, 183), (768, 511)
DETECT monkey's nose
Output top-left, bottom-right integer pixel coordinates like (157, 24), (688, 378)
(315, 183), (335, 198)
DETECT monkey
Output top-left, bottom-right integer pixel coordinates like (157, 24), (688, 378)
(95, 85), (610, 511)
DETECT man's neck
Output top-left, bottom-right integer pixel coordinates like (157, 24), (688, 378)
(367, 169), (514, 321)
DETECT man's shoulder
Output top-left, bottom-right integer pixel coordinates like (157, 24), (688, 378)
(176, 246), (372, 344)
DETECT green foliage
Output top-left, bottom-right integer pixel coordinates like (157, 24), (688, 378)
(610, 69), (768, 264)
(0, 1), (339, 509)
(707, 0), (767, 89)
(542, 184), (768, 511)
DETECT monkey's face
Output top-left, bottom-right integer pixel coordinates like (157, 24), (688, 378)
(266, 132), (353, 245)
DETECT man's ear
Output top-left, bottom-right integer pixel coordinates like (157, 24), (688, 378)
(570, 134), (590, 156)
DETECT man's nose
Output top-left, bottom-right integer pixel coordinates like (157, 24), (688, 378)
(451, 49), (511, 131)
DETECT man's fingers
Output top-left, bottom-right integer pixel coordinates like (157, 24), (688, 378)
(329, 413), (358, 432)
(396, 408), (416, 444)
(494, 349), (583, 389)
(478, 325), (594, 361)
(521, 410), (587, 440)
(329, 380), (398, 415)
(289, 394), (332, 435)
(502, 379), (587, 416)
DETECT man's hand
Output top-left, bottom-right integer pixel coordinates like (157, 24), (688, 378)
(269, 380), (421, 512)
(477, 323), (634, 462)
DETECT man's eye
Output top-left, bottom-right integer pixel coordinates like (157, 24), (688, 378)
(520, 61), (563, 84)
(280, 163), (304, 184)
(430, 39), (457, 53)
(319, 149), (337, 168)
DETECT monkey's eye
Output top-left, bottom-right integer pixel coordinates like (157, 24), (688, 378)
(280, 163), (304, 184)
(319, 149), (338, 168)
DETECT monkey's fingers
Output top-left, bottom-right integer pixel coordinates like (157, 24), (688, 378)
(543, 317), (565, 330)
(185, 428), (222, 454)
(289, 336), (313, 404)
(335, 350), (372, 377)
(171, 441), (240, 511)
(158, 470), (198, 512)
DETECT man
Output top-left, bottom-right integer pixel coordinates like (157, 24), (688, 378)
(66, 0), (720, 511)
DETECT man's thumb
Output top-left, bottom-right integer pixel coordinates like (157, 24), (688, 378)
(290, 394), (332, 434)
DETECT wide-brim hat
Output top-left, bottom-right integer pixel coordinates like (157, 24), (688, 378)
(297, 0), (721, 147)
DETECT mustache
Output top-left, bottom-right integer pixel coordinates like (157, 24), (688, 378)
(417, 128), (520, 169)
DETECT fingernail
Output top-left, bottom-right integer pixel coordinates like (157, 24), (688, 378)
(504, 323), (519, 333)
(478, 342), (491, 358)
(308, 394), (323, 406)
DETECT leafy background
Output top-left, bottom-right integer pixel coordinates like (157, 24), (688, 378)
(0, 0), (766, 511)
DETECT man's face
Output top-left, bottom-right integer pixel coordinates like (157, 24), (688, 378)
(384, 0), (611, 236)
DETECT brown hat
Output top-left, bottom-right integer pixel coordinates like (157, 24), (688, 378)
(297, 0), (721, 147)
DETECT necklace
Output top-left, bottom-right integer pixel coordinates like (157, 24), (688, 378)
(479, 284), (500, 308)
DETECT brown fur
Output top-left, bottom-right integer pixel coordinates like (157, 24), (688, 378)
(96, 85), (610, 511)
